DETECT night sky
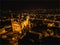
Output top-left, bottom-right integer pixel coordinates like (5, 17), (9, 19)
(0, 0), (59, 10)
